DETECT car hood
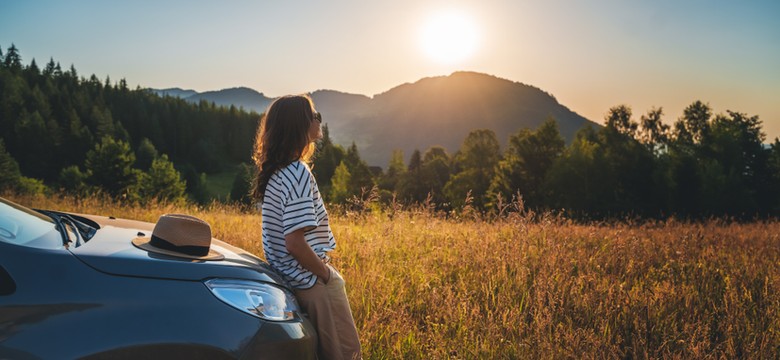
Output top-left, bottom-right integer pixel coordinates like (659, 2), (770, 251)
(69, 213), (287, 287)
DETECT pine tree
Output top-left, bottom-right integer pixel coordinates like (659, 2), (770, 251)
(0, 139), (21, 191)
(343, 143), (374, 198)
(3, 44), (22, 71)
(140, 154), (186, 203)
(85, 136), (137, 197)
(135, 138), (159, 170)
(230, 163), (255, 206)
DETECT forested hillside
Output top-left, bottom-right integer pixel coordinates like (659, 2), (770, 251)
(0, 45), (257, 203)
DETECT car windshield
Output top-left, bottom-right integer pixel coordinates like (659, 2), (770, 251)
(0, 197), (65, 249)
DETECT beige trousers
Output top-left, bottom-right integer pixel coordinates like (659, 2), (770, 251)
(295, 264), (362, 360)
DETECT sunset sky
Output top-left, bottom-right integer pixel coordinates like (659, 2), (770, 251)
(2, 0), (779, 139)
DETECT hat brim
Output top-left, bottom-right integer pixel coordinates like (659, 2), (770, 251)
(132, 237), (225, 261)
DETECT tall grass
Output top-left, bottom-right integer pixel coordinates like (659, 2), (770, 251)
(8, 194), (780, 359)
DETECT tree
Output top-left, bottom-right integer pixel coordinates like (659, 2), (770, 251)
(664, 101), (715, 216)
(230, 163), (255, 206)
(600, 105), (661, 215)
(139, 154), (186, 203)
(768, 139), (780, 213)
(90, 105), (126, 141)
(388, 149), (407, 177)
(378, 149), (406, 192)
(58, 165), (90, 195)
(0, 139), (21, 191)
(638, 107), (669, 155)
(342, 143), (374, 199)
(13, 110), (53, 180)
(423, 146), (449, 164)
(444, 129), (501, 209)
(397, 149), (429, 202)
(603, 122), (657, 215)
(26, 58), (40, 80)
(697, 110), (769, 215)
(407, 150), (422, 172)
(545, 126), (610, 217)
(43, 58), (56, 76)
(605, 105), (637, 138)
(3, 44), (22, 71)
(329, 162), (352, 203)
(85, 136), (137, 197)
(666, 149), (701, 216)
(676, 100), (712, 145)
(489, 117), (565, 209)
(420, 146), (451, 204)
(15, 176), (48, 196)
(136, 137), (159, 170)
(312, 124), (346, 197)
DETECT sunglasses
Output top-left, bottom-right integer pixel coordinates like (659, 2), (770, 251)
(313, 112), (322, 123)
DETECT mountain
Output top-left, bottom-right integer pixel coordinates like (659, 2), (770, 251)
(361, 72), (594, 166)
(151, 72), (599, 166)
(185, 87), (272, 113)
(150, 87), (198, 98)
(310, 90), (375, 147)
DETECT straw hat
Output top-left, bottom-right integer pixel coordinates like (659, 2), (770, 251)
(132, 214), (224, 260)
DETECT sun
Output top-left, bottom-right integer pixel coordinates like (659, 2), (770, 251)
(420, 11), (479, 65)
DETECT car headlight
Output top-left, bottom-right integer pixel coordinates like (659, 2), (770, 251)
(204, 279), (300, 321)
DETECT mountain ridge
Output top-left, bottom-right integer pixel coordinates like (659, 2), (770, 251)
(149, 72), (599, 166)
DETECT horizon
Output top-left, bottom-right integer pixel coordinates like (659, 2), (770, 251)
(2, 1), (779, 139)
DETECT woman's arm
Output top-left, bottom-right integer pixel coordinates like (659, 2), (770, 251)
(285, 228), (330, 283)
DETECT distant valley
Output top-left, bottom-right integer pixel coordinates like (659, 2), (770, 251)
(151, 72), (598, 166)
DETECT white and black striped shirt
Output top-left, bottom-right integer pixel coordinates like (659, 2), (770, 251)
(261, 161), (336, 289)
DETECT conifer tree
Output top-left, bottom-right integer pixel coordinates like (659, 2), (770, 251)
(3, 44), (22, 71)
(140, 154), (186, 203)
(85, 136), (137, 197)
(0, 139), (21, 191)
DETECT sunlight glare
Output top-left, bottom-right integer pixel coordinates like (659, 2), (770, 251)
(420, 11), (479, 65)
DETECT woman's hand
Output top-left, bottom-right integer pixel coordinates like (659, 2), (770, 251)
(322, 267), (331, 284)
(285, 228), (330, 283)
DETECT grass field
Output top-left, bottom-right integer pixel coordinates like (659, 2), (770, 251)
(8, 194), (780, 359)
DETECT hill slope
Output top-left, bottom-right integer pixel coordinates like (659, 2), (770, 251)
(361, 71), (594, 165)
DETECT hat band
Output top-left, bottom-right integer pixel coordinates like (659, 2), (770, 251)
(150, 234), (210, 257)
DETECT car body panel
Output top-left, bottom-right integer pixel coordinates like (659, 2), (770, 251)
(70, 214), (284, 285)
(0, 204), (317, 359)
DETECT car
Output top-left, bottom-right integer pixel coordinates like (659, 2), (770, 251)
(0, 196), (317, 359)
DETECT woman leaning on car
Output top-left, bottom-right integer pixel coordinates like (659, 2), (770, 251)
(251, 94), (361, 360)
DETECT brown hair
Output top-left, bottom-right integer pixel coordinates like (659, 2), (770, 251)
(251, 95), (317, 201)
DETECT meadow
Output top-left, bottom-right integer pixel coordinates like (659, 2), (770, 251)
(9, 194), (780, 359)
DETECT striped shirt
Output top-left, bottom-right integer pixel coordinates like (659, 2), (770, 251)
(261, 161), (336, 289)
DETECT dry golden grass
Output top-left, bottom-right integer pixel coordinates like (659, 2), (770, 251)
(8, 194), (780, 359)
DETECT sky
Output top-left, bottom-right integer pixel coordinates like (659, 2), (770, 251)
(2, 0), (779, 140)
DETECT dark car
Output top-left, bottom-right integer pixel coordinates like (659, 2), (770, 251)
(0, 197), (317, 359)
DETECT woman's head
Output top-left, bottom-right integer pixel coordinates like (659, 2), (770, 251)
(251, 94), (322, 200)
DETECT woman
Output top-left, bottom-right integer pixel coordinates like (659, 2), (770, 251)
(252, 95), (361, 360)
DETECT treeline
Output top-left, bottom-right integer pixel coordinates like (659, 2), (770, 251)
(299, 103), (780, 218)
(0, 45), (257, 203)
(2, 45), (779, 218)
